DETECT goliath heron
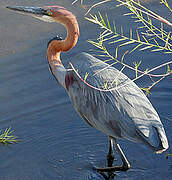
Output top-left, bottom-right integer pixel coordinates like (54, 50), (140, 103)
(7, 5), (168, 172)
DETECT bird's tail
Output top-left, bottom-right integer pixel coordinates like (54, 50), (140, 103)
(153, 126), (169, 154)
(136, 125), (169, 153)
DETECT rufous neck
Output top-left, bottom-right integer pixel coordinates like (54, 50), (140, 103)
(46, 8), (79, 75)
(62, 18), (79, 52)
(52, 10), (79, 52)
(47, 42), (62, 75)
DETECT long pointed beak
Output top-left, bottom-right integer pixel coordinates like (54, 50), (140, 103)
(6, 6), (49, 16)
(6, 6), (55, 22)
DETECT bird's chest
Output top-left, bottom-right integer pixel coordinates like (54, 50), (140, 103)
(65, 73), (76, 90)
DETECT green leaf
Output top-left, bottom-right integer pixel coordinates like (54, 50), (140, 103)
(134, 19), (142, 23)
(98, 11), (106, 27)
(123, 12), (135, 16)
(115, 46), (119, 59)
(129, 44), (142, 53)
(164, 51), (172, 54)
(98, 32), (113, 40)
(133, 60), (142, 78)
(121, 26), (124, 36)
(167, 64), (170, 73)
(142, 35), (149, 43)
(153, 39), (159, 47)
(0, 128), (19, 144)
(137, 26), (146, 29)
(109, 38), (127, 44)
(119, 40), (136, 47)
(84, 72), (89, 81)
(139, 45), (153, 51)
(104, 81), (108, 90)
(136, 30), (140, 42)
(130, 28), (133, 39)
(165, 32), (171, 48)
(151, 48), (164, 52)
(106, 14), (111, 30)
(101, 34), (119, 42)
(113, 21), (117, 33)
(141, 88), (151, 95)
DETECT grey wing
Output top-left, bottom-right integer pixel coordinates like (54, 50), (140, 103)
(67, 52), (168, 153)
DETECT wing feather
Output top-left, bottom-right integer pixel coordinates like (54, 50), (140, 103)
(66, 52), (168, 152)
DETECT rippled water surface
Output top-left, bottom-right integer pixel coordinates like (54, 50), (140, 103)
(0, 0), (172, 179)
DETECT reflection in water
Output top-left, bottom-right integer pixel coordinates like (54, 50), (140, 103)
(98, 171), (115, 180)
(87, 170), (116, 180)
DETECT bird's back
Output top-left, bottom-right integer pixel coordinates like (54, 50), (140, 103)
(66, 52), (168, 153)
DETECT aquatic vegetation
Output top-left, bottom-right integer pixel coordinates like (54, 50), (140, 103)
(0, 128), (19, 144)
(73, 0), (172, 94)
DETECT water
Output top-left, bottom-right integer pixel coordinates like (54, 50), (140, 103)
(0, 0), (172, 179)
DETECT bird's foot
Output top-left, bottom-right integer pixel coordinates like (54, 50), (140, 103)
(95, 164), (130, 172)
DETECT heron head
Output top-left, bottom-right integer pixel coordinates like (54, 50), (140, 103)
(6, 5), (73, 23)
(7, 5), (79, 52)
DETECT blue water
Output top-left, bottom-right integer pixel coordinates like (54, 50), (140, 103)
(0, 0), (172, 179)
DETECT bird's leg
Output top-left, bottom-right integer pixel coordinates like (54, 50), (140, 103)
(114, 140), (131, 171)
(107, 136), (114, 167)
(96, 138), (130, 172)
